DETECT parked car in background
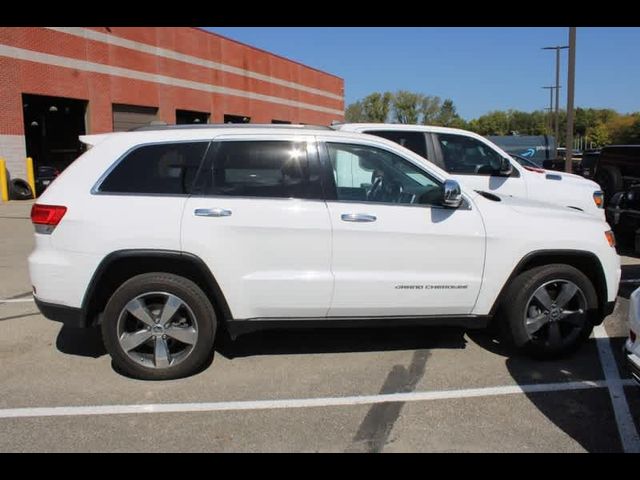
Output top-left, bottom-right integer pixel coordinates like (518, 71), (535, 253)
(35, 166), (60, 197)
(29, 124), (619, 380)
(333, 124), (605, 219)
(625, 287), (640, 384)
(588, 145), (640, 203)
(584, 145), (640, 251)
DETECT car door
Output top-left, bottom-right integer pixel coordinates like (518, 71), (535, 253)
(434, 132), (528, 199)
(319, 136), (486, 317)
(181, 135), (333, 320)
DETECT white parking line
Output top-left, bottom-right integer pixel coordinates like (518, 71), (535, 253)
(594, 325), (640, 453)
(0, 298), (34, 304)
(0, 379), (635, 420)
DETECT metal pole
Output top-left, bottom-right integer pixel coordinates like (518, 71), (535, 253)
(543, 45), (569, 158)
(542, 86), (555, 134)
(565, 27), (577, 173)
(555, 48), (561, 157)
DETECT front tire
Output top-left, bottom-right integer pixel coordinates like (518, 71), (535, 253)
(499, 264), (598, 359)
(101, 273), (217, 380)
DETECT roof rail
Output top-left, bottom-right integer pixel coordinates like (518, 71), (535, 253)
(130, 123), (333, 132)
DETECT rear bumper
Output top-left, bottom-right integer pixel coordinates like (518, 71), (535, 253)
(34, 297), (85, 328)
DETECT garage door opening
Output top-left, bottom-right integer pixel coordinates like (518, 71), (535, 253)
(176, 109), (210, 125)
(113, 104), (159, 132)
(22, 93), (88, 173)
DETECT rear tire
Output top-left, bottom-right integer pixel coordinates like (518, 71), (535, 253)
(498, 264), (597, 359)
(596, 165), (623, 204)
(101, 273), (217, 380)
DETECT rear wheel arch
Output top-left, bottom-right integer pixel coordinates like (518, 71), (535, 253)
(490, 250), (609, 321)
(82, 249), (232, 328)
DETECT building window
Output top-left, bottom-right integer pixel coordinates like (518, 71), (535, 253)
(176, 109), (210, 125)
(224, 114), (251, 124)
(271, 119), (292, 124)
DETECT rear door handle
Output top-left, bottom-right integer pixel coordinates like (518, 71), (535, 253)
(341, 213), (377, 223)
(194, 208), (232, 217)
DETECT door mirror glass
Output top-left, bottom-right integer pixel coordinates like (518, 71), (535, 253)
(442, 179), (462, 208)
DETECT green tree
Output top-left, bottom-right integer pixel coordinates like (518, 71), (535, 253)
(585, 122), (611, 147)
(361, 92), (393, 122)
(420, 95), (442, 125)
(392, 90), (424, 124)
(436, 99), (464, 127)
(345, 100), (365, 122)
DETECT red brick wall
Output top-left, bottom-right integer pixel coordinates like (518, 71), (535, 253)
(0, 27), (344, 136)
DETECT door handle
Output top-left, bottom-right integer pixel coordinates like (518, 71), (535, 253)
(194, 208), (232, 217)
(341, 213), (377, 223)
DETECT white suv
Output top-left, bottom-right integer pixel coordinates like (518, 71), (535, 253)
(28, 124), (620, 380)
(333, 123), (605, 218)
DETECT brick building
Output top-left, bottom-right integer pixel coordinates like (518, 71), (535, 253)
(0, 27), (344, 180)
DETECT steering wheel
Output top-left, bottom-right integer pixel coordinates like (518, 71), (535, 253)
(367, 174), (384, 201)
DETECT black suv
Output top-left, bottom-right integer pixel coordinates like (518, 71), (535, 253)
(590, 145), (640, 249)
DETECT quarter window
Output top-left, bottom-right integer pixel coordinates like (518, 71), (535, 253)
(437, 134), (503, 175)
(203, 141), (323, 199)
(326, 143), (442, 206)
(99, 142), (209, 194)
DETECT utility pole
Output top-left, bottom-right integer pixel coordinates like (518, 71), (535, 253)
(542, 86), (555, 134)
(543, 44), (569, 159)
(565, 27), (577, 173)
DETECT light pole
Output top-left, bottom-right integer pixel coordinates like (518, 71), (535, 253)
(565, 27), (577, 173)
(542, 86), (555, 134)
(543, 44), (569, 159)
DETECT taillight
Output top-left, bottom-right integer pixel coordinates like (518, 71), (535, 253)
(31, 204), (67, 234)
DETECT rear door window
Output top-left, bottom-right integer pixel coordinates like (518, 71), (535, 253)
(363, 130), (428, 158)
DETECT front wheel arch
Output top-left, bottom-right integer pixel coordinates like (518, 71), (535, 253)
(489, 250), (608, 322)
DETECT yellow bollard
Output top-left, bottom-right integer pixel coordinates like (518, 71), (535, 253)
(0, 158), (9, 202)
(26, 157), (36, 199)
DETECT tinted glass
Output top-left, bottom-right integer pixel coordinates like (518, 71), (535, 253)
(204, 141), (322, 199)
(99, 142), (209, 194)
(366, 130), (428, 158)
(437, 134), (503, 175)
(326, 143), (442, 206)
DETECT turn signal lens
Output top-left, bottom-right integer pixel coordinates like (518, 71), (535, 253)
(605, 230), (616, 247)
(593, 191), (604, 208)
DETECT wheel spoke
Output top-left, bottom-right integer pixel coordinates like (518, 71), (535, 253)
(165, 325), (197, 345)
(159, 294), (184, 327)
(547, 322), (562, 348)
(125, 298), (156, 327)
(119, 329), (153, 352)
(555, 283), (578, 308)
(154, 337), (171, 368)
(533, 287), (554, 310)
(526, 313), (550, 335)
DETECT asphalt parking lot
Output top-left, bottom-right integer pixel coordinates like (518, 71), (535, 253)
(1, 200), (639, 452)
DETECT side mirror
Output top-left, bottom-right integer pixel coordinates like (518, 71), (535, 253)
(442, 179), (462, 208)
(499, 157), (513, 176)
